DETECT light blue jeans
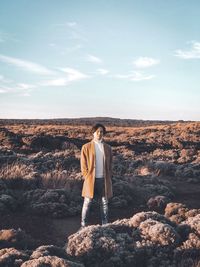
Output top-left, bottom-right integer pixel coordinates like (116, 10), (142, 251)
(81, 178), (108, 226)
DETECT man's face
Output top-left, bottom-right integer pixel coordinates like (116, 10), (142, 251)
(93, 127), (104, 140)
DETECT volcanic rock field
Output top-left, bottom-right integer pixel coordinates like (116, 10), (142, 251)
(0, 120), (199, 266)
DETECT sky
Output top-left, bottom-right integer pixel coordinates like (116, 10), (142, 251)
(0, 0), (200, 120)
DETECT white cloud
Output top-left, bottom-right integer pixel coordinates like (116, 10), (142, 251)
(114, 71), (155, 81)
(0, 54), (55, 75)
(66, 22), (77, 28)
(0, 75), (16, 93)
(132, 57), (160, 68)
(0, 78), (36, 95)
(17, 83), (36, 90)
(0, 67), (89, 92)
(41, 67), (90, 87)
(86, 54), (102, 64)
(0, 84), (13, 93)
(96, 68), (109, 75)
(175, 41), (200, 59)
(40, 78), (69, 87)
(0, 88), (6, 93)
(58, 67), (90, 81)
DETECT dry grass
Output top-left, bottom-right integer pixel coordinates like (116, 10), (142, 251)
(40, 169), (82, 190)
(1, 121), (199, 191)
(0, 161), (35, 180)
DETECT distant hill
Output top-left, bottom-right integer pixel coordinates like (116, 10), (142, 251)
(0, 117), (191, 127)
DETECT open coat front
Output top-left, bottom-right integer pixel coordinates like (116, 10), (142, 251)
(81, 140), (113, 199)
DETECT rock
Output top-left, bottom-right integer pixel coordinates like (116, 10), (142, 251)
(142, 183), (173, 199)
(0, 247), (29, 266)
(66, 211), (180, 267)
(21, 255), (84, 267)
(147, 195), (171, 212)
(165, 202), (188, 221)
(30, 245), (67, 259)
(0, 128), (24, 149)
(23, 134), (78, 152)
(182, 214), (200, 236)
(138, 219), (180, 246)
(0, 228), (35, 249)
(127, 211), (175, 228)
(65, 207), (200, 266)
(66, 224), (134, 267)
(23, 189), (81, 218)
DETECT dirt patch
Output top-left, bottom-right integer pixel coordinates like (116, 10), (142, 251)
(165, 178), (200, 209)
(0, 205), (142, 247)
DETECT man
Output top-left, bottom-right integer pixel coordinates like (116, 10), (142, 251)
(80, 123), (113, 227)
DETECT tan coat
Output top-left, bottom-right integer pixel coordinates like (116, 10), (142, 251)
(81, 140), (113, 199)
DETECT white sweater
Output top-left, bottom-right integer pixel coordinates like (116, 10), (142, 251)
(94, 139), (104, 178)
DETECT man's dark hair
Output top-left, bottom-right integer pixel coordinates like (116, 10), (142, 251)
(92, 123), (106, 135)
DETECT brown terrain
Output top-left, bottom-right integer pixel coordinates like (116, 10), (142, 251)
(0, 118), (199, 266)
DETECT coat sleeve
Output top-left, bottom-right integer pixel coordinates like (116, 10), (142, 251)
(81, 145), (88, 178)
(110, 146), (113, 175)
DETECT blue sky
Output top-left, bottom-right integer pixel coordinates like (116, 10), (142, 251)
(0, 0), (199, 120)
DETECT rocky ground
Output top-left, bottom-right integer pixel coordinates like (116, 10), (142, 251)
(0, 120), (199, 266)
(0, 204), (200, 266)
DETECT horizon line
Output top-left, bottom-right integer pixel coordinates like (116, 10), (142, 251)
(0, 116), (197, 122)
